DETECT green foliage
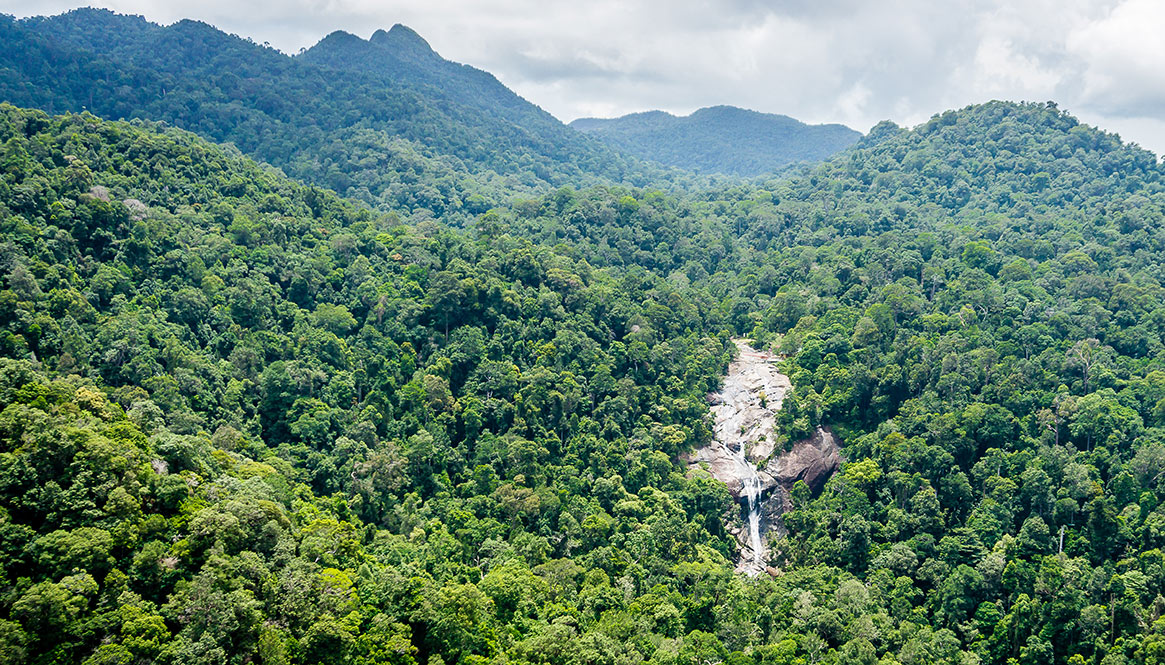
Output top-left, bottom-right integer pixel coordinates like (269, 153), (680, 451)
(2, 39), (1165, 665)
(754, 101), (1165, 665)
(0, 9), (688, 223)
(0, 104), (738, 664)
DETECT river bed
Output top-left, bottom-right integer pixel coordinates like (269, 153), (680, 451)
(687, 338), (840, 576)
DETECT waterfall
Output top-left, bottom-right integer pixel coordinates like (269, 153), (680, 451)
(689, 339), (792, 576)
(736, 441), (764, 570)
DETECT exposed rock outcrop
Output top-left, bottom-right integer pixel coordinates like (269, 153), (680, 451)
(685, 339), (841, 575)
(761, 426), (841, 537)
(687, 340), (789, 496)
(765, 427), (842, 510)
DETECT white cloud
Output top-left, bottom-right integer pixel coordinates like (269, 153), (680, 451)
(970, 36), (1063, 98)
(3, 0), (1164, 155)
(1066, 0), (1165, 116)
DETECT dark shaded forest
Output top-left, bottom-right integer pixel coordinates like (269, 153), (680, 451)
(571, 106), (860, 177)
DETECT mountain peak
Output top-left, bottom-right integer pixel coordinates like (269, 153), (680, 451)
(370, 23), (436, 58)
(315, 29), (365, 49)
(22, 6), (155, 43)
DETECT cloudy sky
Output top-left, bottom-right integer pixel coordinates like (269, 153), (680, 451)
(6, 0), (1165, 155)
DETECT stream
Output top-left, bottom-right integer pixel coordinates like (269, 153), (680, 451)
(694, 339), (792, 575)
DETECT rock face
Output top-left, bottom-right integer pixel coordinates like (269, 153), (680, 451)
(685, 339), (841, 575)
(762, 427), (841, 537)
(765, 427), (842, 509)
(688, 341), (789, 490)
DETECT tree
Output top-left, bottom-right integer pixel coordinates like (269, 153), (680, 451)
(425, 584), (497, 661)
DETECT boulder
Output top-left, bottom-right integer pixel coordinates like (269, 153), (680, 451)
(767, 426), (841, 495)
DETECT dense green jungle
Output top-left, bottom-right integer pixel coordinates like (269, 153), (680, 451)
(2, 8), (1165, 665)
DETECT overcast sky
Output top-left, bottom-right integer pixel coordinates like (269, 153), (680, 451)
(6, 0), (1165, 155)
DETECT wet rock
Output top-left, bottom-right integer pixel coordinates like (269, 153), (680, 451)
(686, 442), (751, 497)
(684, 339), (790, 500)
(686, 339), (790, 575)
(687, 339), (841, 576)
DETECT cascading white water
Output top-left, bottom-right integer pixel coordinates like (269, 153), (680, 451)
(696, 339), (789, 575)
(735, 441), (764, 570)
(688, 339), (838, 577)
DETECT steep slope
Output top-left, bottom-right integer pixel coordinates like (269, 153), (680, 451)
(0, 102), (737, 664)
(571, 105), (861, 176)
(749, 101), (1162, 243)
(6, 38), (1165, 660)
(0, 9), (666, 220)
(300, 25), (548, 121)
(735, 103), (1165, 664)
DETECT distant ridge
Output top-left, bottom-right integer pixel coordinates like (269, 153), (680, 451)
(571, 105), (862, 176)
(0, 9), (666, 220)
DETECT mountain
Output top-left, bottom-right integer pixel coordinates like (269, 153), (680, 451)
(5, 8), (1165, 659)
(6, 96), (1165, 665)
(571, 105), (862, 176)
(0, 9), (669, 220)
(300, 24), (543, 122)
(460, 102), (1165, 663)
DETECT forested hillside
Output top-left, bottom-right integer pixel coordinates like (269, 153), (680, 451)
(571, 106), (861, 176)
(0, 103), (748, 664)
(3, 14), (1165, 662)
(732, 101), (1165, 665)
(0, 9), (671, 221)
